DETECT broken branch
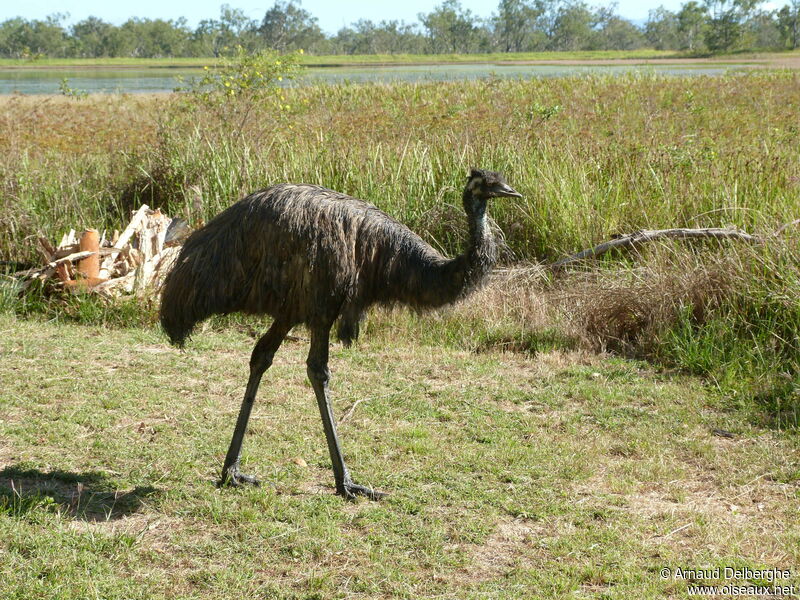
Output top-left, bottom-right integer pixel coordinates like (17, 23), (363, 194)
(551, 227), (763, 269)
(98, 205), (150, 278)
(48, 251), (97, 267)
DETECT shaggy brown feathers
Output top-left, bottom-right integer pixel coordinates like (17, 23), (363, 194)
(160, 171), (514, 347)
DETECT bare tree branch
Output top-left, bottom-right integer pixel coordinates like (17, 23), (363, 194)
(550, 227), (763, 269)
(773, 219), (800, 236)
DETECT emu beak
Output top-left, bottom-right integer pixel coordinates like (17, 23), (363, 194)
(491, 182), (522, 198)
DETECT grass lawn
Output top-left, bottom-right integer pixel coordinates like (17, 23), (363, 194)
(1, 312), (797, 598)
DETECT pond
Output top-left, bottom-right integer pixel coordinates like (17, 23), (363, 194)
(0, 62), (754, 95)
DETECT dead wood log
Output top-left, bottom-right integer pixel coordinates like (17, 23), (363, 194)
(38, 236), (56, 258)
(17, 204), (188, 298)
(77, 229), (100, 279)
(58, 229), (76, 249)
(550, 227), (763, 269)
(98, 205), (150, 278)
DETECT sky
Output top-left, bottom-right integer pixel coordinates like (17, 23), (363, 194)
(0, 0), (717, 34)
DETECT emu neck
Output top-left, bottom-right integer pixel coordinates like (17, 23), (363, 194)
(381, 189), (497, 312)
(461, 194), (496, 294)
(419, 191), (496, 308)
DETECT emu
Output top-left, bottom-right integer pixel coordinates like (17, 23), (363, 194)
(159, 168), (521, 500)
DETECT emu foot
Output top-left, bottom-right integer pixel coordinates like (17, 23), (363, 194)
(337, 480), (387, 501)
(219, 466), (260, 488)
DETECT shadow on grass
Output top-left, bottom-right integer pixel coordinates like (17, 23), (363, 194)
(0, 466), (159, 521)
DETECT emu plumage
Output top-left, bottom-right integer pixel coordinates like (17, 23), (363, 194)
(160, 169), (520, 499)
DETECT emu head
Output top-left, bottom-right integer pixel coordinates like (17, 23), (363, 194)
(463, 168), (521, 216)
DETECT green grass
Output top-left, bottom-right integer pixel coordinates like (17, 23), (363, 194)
(7, 72), (795, 261)
(0, 312), (797, 598)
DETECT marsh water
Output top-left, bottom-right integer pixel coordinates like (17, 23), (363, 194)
(0, 62), (753, 95)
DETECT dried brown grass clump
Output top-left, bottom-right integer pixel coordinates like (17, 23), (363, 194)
(422, 251), (720, 356)
(558, 251), (738, 354)
(462, 265), (552, 326)
(439, 236), (799, 368)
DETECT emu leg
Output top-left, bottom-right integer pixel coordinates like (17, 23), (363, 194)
(220, 320), (292, 487)
(307, 327), (387, 501)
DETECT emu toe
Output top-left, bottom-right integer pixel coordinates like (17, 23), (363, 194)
(338, 481), (387, 501)
(219, 467), (260, 488)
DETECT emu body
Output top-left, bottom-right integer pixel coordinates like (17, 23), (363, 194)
(160, 169), (520, 499)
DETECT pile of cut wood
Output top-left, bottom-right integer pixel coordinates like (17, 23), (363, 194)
(16, 205), (189, 297)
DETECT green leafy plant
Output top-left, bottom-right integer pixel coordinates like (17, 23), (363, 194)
(58, 77), (88, 99)
(176, 45), (303, 139)
(527, 100), (563, 121)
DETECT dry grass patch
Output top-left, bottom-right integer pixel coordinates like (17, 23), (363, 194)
(467, 518), (542, 581)
(0, 94), (160, 158)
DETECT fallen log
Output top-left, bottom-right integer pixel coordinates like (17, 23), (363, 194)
(551, 227), (763, 269)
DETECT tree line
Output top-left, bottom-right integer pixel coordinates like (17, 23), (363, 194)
(1, 0), (798, 59)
